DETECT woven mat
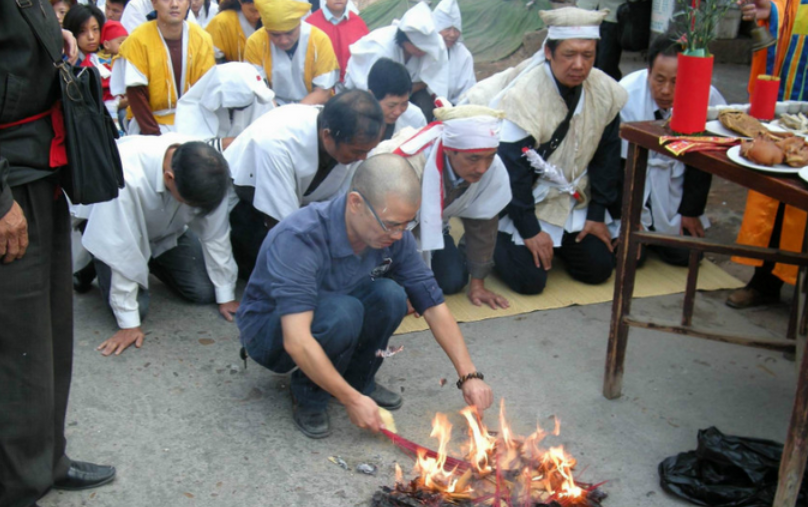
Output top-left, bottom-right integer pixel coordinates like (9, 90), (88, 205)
(394, 255), (744, 335)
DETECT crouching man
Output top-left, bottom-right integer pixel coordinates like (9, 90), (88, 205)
(236, 154), (493, 438)
(79, 135), (239, 356)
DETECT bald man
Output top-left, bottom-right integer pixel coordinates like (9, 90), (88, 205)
(236, 154), (493, 438)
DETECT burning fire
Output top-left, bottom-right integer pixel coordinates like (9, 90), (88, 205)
(388, 400), (602, 507)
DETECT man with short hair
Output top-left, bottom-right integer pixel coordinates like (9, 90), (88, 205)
(244, 0), (339, 104)
(305, 0), (368, 83)
(367, 57), (427, 141)
(112, 0), (215, 135)
(105, 0), (129, 21)
(374, 104), (511, 308)
(237, 153), (493, 438)
(344, 2), (448, 121)
(465, 8), (626, 295)
(79, 135), (239, 356)
(432, 0), (475, 105)
(225, 90), (384, 278)
(619, 35), (725, 266)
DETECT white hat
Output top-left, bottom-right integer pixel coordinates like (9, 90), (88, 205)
(398, 2), (445, 61)
(432, 0), (461, 32)
(540, 7), (608, 40)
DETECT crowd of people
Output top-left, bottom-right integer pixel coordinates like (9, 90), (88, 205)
(2, 0), (806, 505)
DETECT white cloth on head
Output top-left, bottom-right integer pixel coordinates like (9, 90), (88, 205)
(432, 0), (461, 31)
(547, 25), (601, 39)
(619, 68), (725, 235)
(344, 3), (448, 98)
(175, 62), (275, 138)
(78, 133), (237, 329)
(225, 104), (360, 221)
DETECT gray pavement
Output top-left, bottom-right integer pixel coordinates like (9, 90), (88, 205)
(40, 59), (799, 507)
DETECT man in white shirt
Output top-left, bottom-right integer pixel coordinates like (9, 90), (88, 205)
(619, 35), (725, 266)
(432, 0), (475, 105)
(367, 58), (427, 141)
(225, 90), (385, 278)
(79, 135), (239, 356)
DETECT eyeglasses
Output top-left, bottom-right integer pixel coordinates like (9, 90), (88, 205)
(353, 190), (417, 234)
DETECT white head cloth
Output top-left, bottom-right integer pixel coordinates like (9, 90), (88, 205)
(432, 0), (462, 32)
(396, 102), (505, 155)
(397, 2), (445, 62)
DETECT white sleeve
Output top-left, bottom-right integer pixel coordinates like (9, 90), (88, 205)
(450, 47), (477, 105)
(188, 187), (238, 304)
(312, 70), (339, 90)
(123, 58), (150, 88)
(109, 270), (143, 329)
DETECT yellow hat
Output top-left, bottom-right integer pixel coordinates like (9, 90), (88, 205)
(255, 0), (311, 32)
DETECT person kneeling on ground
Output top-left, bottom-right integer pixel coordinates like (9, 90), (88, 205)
(77, 135), (239, 356)
(374, 102), (511, 309)
(368, 58), (427, 141)
(236, 154), (493, 439)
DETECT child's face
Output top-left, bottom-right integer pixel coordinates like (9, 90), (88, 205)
(103, 35), (127, 55)
(52, 1), (69, 26)
(77, 16), (101, 54)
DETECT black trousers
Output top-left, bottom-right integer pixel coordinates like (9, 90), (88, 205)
(0, 178), (72, 507)
(494, 231), (615, 295)
(595, 21), (623, 82)
(229, 199), (276, 280)
(430, 233), (469, 295)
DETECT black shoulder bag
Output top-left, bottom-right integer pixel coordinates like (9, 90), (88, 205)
(16, 0), (125, 205)
(536, 85), (582, 161)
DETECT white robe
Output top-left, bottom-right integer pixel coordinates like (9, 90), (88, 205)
(619, 69), (726, 235)
(78, 133), (237, 329)
(121, 0), (198, 33)
(343, 5), (448, 99)
(446, 42), (476, 105)
(225, 104), (358, 221)
(175, 62), (275, 138)
(394, 103), (427, 134)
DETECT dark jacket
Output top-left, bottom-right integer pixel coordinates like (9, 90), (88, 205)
(0, 0), (64, 217)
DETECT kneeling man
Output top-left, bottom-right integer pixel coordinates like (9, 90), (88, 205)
(236, 154), (493, 438)
(79, 135), (239, 356)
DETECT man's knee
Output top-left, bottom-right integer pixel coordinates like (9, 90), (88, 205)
(311, 296), (365, 348)
(433, 265), (468, 295)
(180, 280), (217, 305)
(368, 278), (408, 319)
(573, 256), (614, 285)
(497, 260), (547, 295)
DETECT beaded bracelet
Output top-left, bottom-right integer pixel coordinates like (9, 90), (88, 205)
(456, 371), (484, 389)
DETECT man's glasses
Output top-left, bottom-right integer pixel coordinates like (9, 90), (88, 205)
(353, 190), (417, 234)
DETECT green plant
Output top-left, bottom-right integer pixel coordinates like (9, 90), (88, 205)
(671, 0), (735, 56)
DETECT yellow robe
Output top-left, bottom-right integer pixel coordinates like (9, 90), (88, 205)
(243, 25), (338, 97)
(119, 21), (215, 126)
(206, 10), (249, 62)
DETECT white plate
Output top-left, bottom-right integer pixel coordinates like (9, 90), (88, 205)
(770, 119), (808, 138)
(726, 145), (805, 174)
(705, 120), (787, 139)
(800, 167), (808, 183)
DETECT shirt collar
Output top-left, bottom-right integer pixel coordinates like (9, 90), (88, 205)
(322, 5), (349, 24)
(327, 193), (356, 258)
(443, 155), (465, 189)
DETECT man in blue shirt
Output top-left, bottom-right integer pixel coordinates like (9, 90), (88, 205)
(237, 154), (493, 438)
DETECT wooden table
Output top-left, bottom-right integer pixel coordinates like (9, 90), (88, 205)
(605, 121), (808, 507)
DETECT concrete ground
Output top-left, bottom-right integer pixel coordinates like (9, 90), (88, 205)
(39, 59), (800, 506)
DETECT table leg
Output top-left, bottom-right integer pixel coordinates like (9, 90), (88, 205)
(604, 143), (648, 400)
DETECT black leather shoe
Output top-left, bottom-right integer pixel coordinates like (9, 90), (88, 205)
(53, 460), (116, 491)
(369, 384), (403, 410)
(72, 263), (96, 294)
(293, 407), (331, 439)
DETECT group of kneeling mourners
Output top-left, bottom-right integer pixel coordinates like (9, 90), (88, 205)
(72, 3), (727, 438)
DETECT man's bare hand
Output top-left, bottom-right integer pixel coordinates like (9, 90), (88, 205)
(468, 278), (509, 309)
(681, 216), (705, 238)
(739, 0), (771, 21)
(524, 231), (554, 270)
(461, 378), (493, 412)
(97, 327), (145, 356)
(61, 29), (78, 64)
(344, 394), (383, 432)
(576, 220), (614, 252)
(0, 201), (29, 264)
(219, 300), (240, 322)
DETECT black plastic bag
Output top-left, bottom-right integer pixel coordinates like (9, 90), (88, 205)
(659, 426), (808, 506)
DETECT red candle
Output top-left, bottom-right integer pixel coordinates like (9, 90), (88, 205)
(749, 75), (780, 120)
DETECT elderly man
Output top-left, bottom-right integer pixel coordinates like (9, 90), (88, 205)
(465, 8), (626, 295)
(244, 0), (339, 105)
(112, 0), (215, 135)
(237, 154), (493, 438)
(368, 58), (427, 141)
(225, 90), (384, 278)
(432, 0), (475, 105)
(306, 0), (369, 83)
(344, 2), (448, 121)
(374, 104), (511, 308)
(78, 135), (239, 356)
(619, 36), (726, 266)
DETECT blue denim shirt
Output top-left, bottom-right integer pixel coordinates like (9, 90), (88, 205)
(236, 194), (444, 343)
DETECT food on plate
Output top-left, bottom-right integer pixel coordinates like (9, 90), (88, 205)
(719, 110), (770, 137)
(777, 113), (808, 134)
(739, 134), (808, 167)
